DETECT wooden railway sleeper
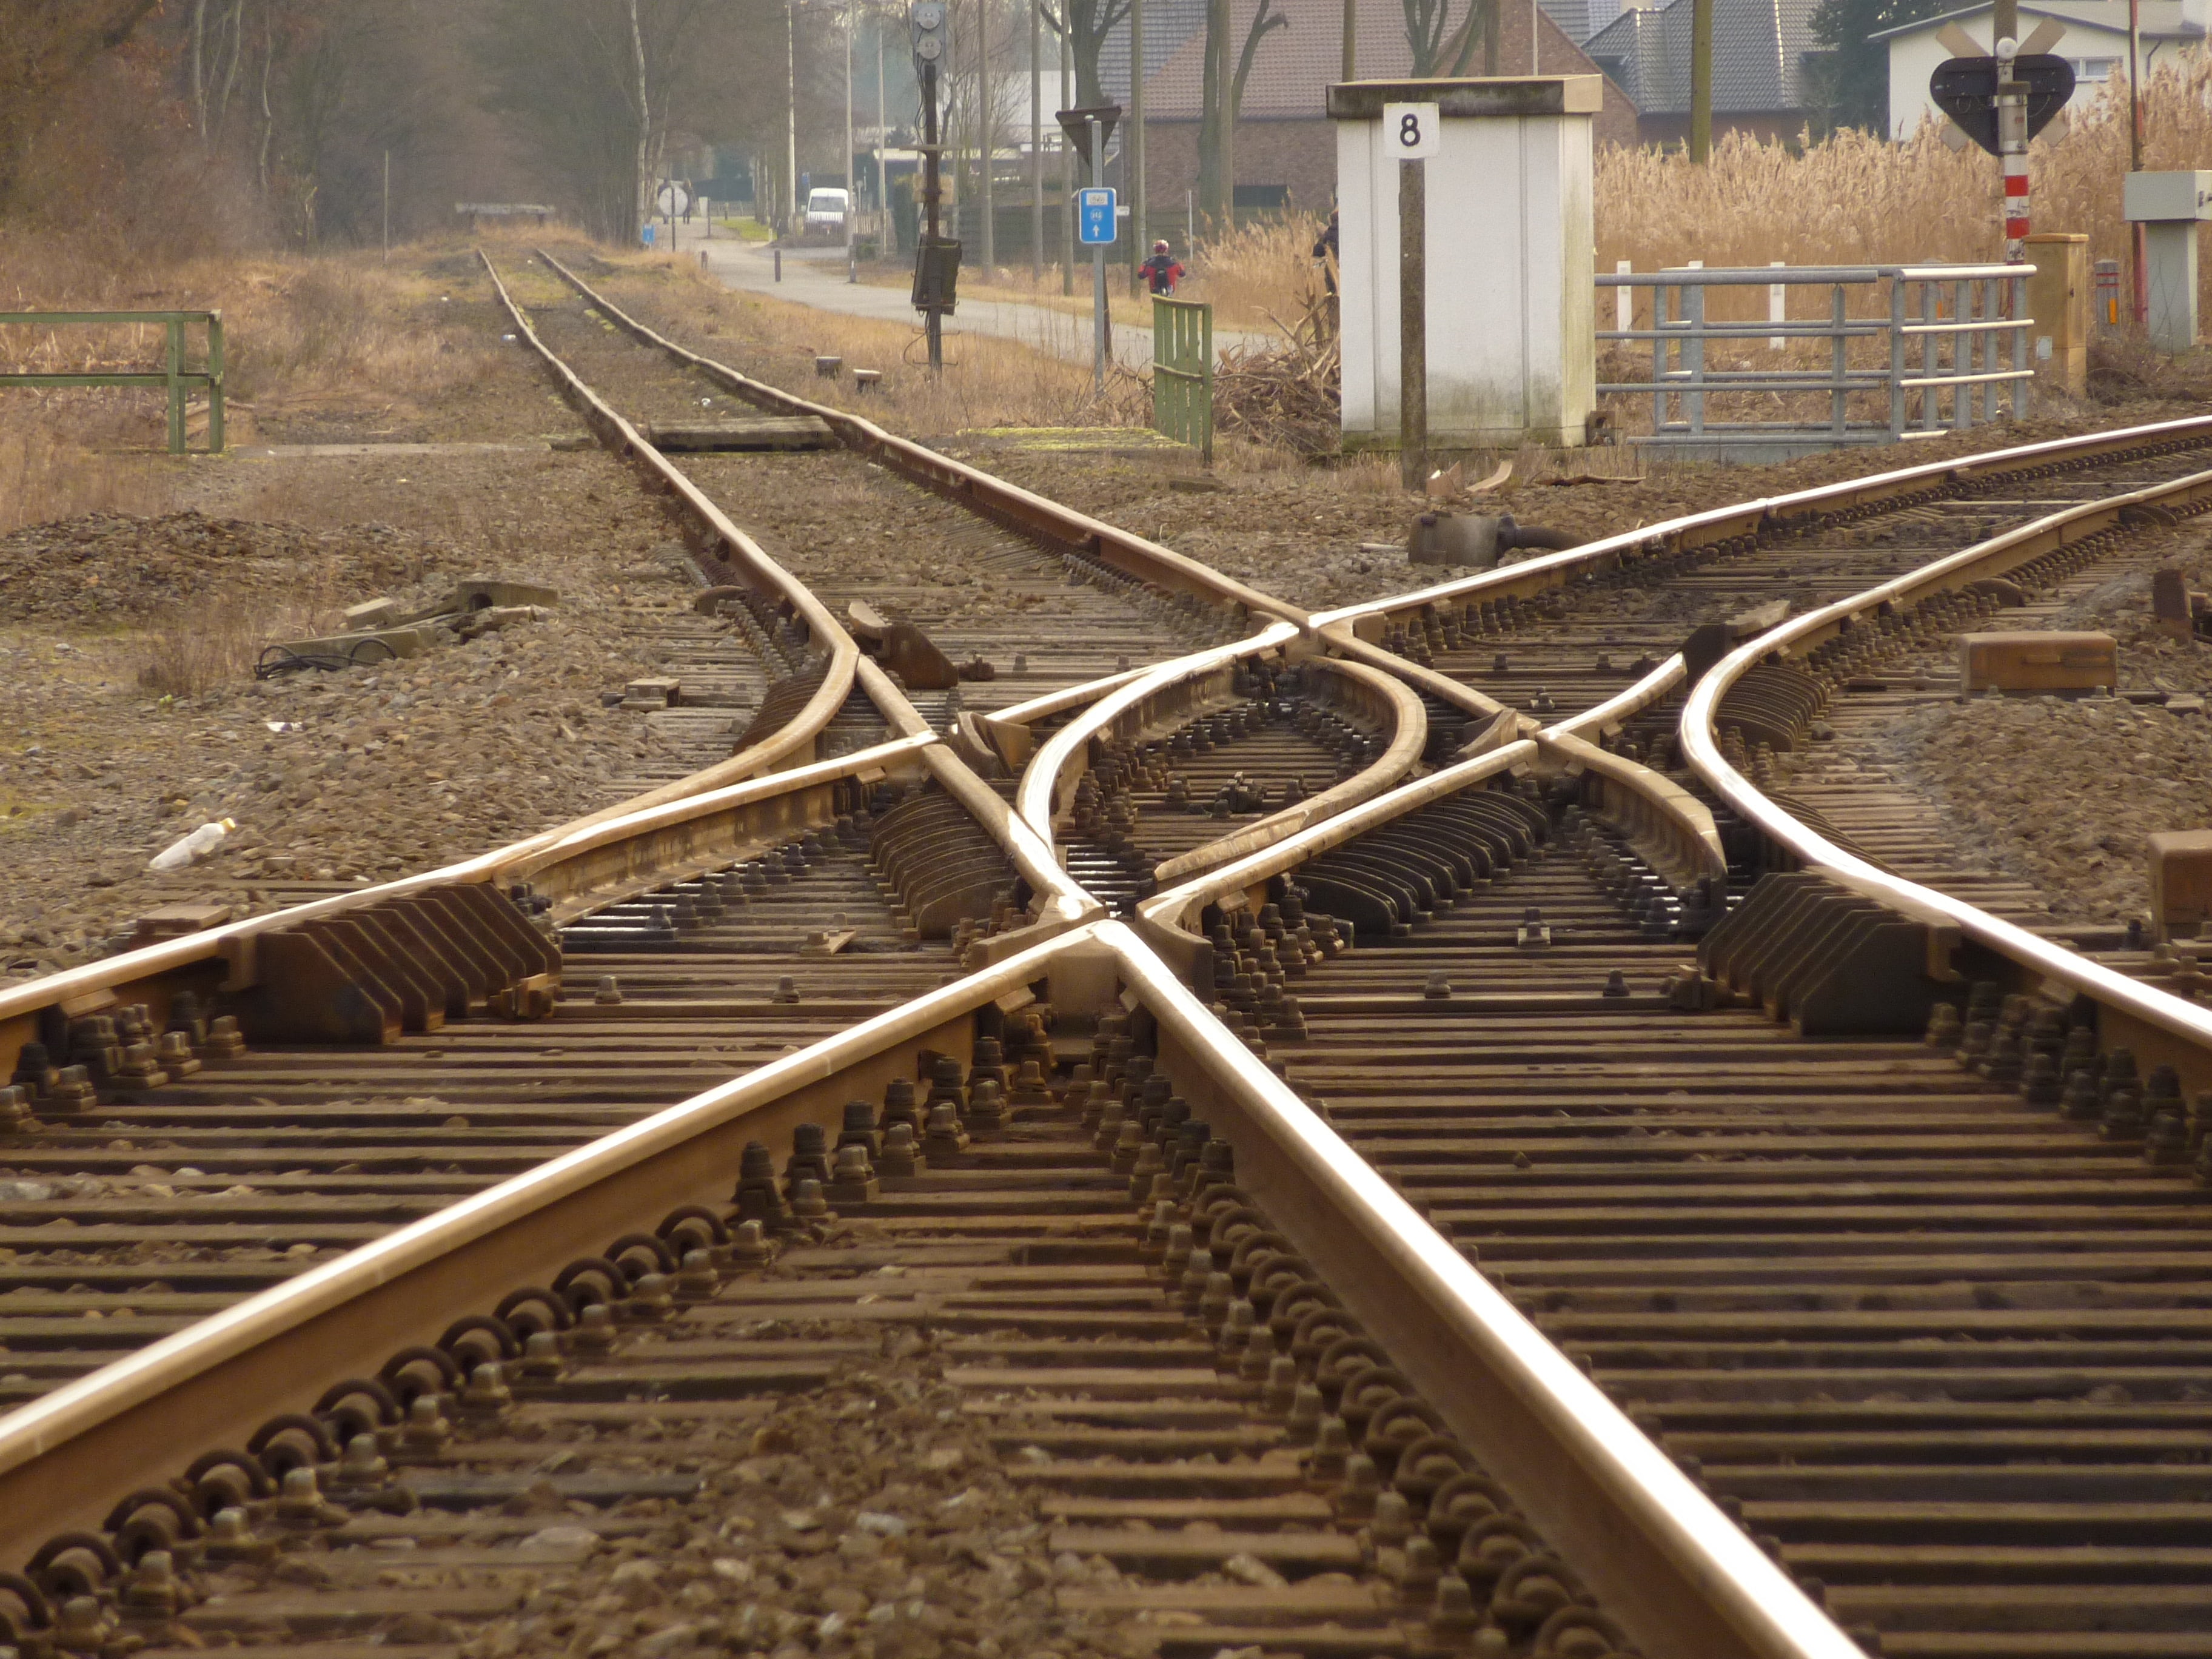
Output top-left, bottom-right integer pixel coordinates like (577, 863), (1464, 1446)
(0, 1005), (1688, 1659)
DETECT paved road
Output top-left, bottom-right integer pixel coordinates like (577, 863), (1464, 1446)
(676, 224), (1267, 370)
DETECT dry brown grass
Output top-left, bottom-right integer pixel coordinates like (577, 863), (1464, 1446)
(555, 245), (1130, 435)
(135, 594), (346, 696)
(0, 229), (500, 433)
(0, 406), (175, 536)
(1186, 213), (1330, 332)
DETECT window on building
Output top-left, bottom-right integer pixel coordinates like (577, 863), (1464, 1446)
(2070, 56), (2120, 81)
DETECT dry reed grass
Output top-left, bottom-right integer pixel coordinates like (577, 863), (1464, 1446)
(1602, 64), (2210, 311)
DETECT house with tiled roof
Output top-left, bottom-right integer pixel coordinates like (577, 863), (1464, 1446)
(1581, 0), (1821, 144)
(1088, 0), (1637, 236)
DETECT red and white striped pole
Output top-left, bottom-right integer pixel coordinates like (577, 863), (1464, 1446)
(1996, 32), (2029, 261)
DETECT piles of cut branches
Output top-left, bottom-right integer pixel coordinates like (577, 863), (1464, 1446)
(1212, 290), (1340, 455)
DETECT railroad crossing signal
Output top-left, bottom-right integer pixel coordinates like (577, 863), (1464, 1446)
(1928, 53), (2076, 155)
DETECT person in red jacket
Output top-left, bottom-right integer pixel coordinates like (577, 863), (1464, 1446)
(1139, 240), (1185, 295)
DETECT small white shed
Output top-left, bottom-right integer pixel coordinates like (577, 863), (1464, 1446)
(1327, 76), (1600, 452)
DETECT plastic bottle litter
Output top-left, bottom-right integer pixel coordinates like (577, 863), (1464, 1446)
(149, 818), (237, 873)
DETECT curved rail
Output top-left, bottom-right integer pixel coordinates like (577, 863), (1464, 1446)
(1683, 463), (2212, 1074)
(1315, 412), (2212, 634)
(1147, 653), (1428, 885)
(1016, 622), (1303, 842)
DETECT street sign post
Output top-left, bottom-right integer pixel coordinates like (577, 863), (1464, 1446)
(1057, 105), (1122, 395)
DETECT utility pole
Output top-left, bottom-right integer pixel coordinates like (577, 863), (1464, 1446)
(1130, 0), (1145, 293)
(1031, 0), (1043, 283)
(1689, 0), (1712, 161)
(1059, 23), (1074, 293)
(979, 0), (995, 269)
(877, 25), (889, 250)
(2130, 0), (2148, 324)
(846, 0), (858, 279)
(381, 150), (390, 261)
(786, 1), (800, 236)
(1342, 0), (1355, 79)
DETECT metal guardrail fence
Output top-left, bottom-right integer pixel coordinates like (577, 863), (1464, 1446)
(0, 310), (226, 455)
(1151, 294), (1213, 464)
(1597, 265), (2032, 461)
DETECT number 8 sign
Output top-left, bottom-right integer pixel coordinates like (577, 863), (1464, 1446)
(1381, 102), (1441, 161)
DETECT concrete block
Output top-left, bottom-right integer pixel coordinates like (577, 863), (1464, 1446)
(1957, 631), (2116, 694)
(2148, 829), (2212, 942)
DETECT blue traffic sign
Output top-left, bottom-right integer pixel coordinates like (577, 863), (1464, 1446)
(1078, 187), (1117, 245)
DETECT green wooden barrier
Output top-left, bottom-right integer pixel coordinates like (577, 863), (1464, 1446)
(1151, 295), (1212, 465)
(0, 310), (226, 455)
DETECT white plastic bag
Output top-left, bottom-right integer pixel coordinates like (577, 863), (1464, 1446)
(149, 817), (237, 873)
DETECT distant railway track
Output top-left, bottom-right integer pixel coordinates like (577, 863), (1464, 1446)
(0, 253), (2210, 1659)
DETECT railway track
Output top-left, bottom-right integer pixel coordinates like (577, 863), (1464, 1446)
(2, 251), (2212, 1659)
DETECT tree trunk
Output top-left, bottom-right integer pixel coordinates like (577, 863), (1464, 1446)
(1195, 0), (1228, 230)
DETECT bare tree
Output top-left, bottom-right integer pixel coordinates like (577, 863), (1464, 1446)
(1402, 0), (1486, 75)
(1196, 0), (1285, 231)
(1037, 0), (1129, 110)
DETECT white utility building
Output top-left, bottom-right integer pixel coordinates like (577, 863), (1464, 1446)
(1327, 76), (1600, 452)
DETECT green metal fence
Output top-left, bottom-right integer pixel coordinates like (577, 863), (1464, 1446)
(1151, 296), (1212, 465)
(0, 310), (226, 455)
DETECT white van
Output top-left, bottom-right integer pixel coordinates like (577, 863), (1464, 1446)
(804, 188), (850, 232)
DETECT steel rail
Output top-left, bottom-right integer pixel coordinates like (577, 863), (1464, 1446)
(1547, 651), (1690, 743)
(0, 879), (1869, 1659)
(529, 250), (1307, 628)
(1683, 463), (2212, 1073)
(1312, 412), (2212, 633)
(855, 655), (1099, 939)
(0, 922), (1096, 1564)
(0, 730), (936, 1078)
(1319, 619), (1514, 725)
(1133, 739), (1541, 965)
(1016, 622), (1303, 842)
(494, 250), (1093, 939)
(480, 252), (859, 808)
(1146, 654), (1428, 885)
(1106, 919), (1862, 1659)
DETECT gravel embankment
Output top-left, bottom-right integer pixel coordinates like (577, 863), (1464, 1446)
(1883, 526), (2212, 928)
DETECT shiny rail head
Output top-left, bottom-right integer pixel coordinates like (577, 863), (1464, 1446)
(1679, 461), (2212, 1072)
